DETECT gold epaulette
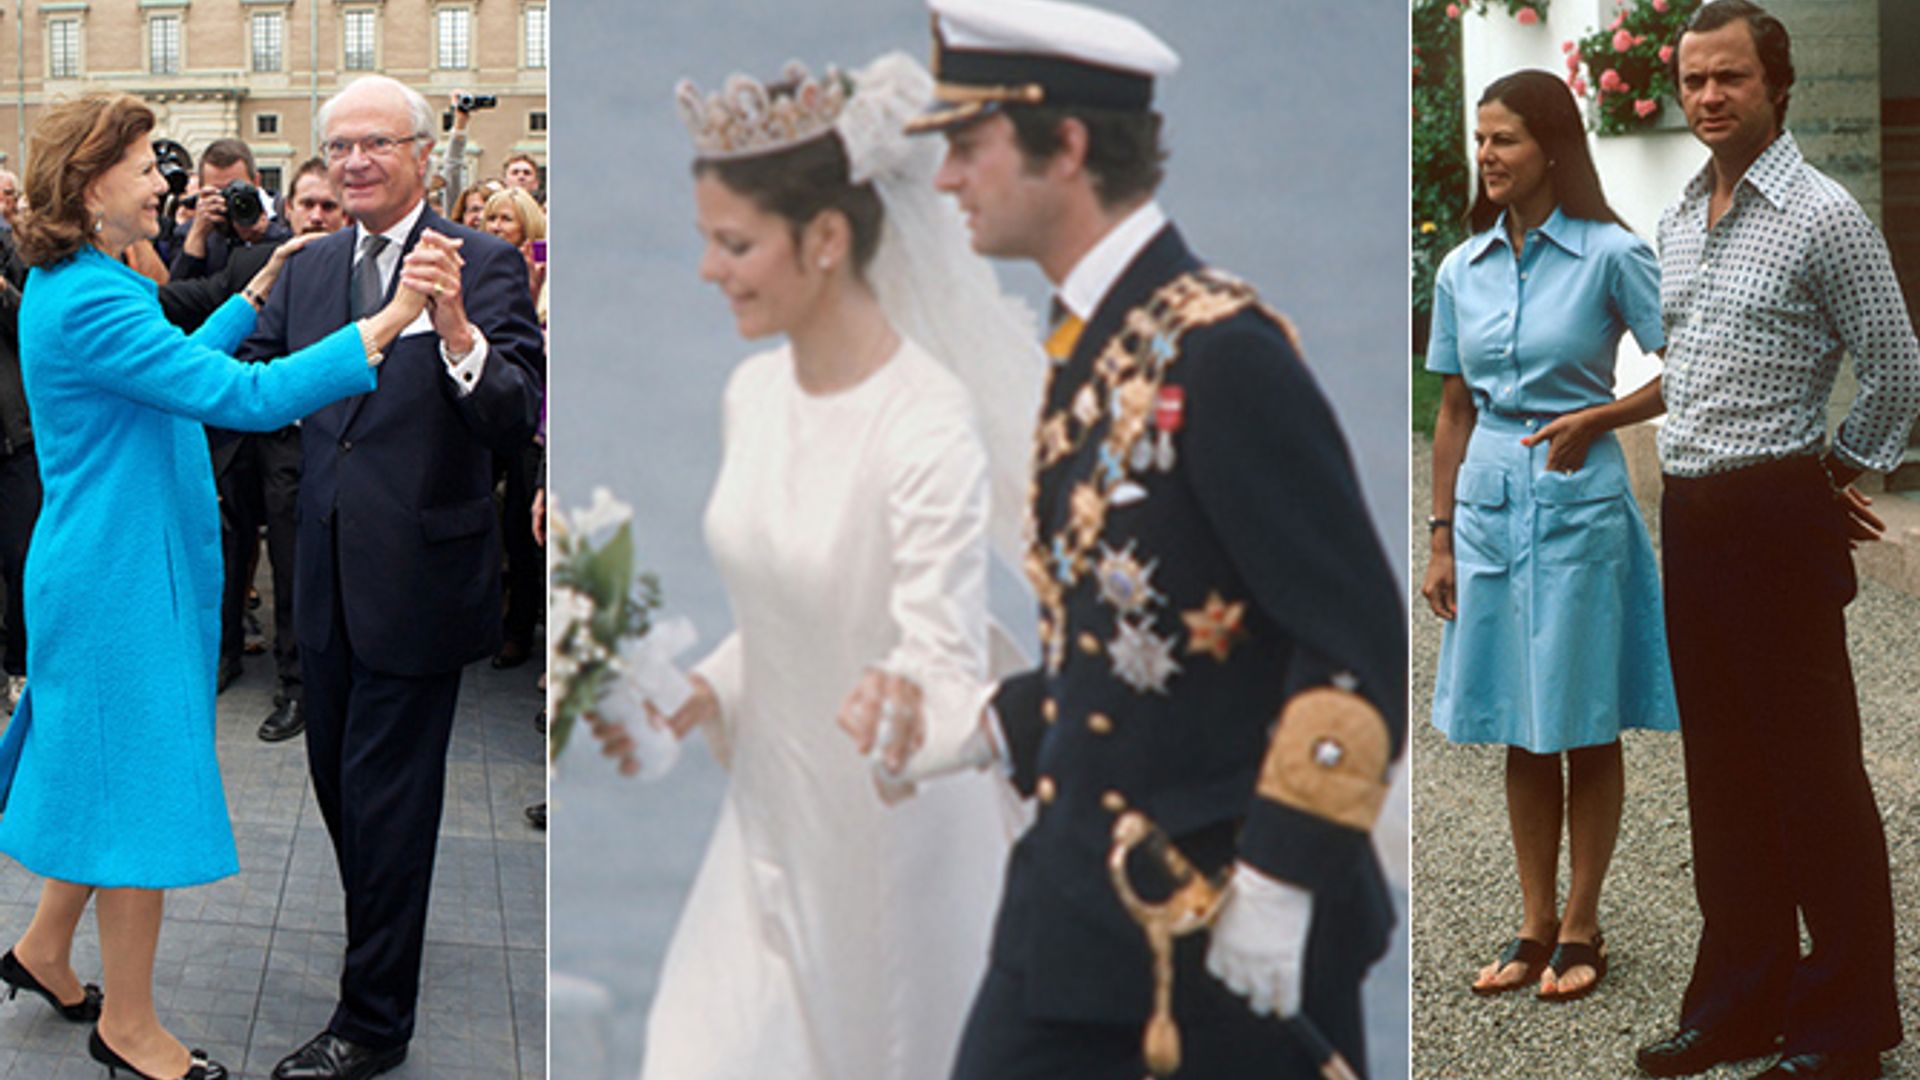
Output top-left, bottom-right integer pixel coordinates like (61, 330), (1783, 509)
(1259, 687), (1390, 832)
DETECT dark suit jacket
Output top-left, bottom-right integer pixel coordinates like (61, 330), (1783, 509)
(236, 204), (543, 676)
(987, 225), (1407, 1024)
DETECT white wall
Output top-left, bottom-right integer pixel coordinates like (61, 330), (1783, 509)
(1461, 3), (1707, 392)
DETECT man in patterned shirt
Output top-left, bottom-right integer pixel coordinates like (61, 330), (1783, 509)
(1635, 4), (1920, 1080)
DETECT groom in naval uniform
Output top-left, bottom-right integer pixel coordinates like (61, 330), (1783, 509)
(238, 75), (544, 1080)
(906, 1), (1407, 1076)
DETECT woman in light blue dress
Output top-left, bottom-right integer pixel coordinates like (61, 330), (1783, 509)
(0, 94), (431, 1080)
(1422, 70), (1679, 1003)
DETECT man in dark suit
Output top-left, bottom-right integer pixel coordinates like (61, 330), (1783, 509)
(903, 2), (1406, 1076)
(237, 75), (543, 1080)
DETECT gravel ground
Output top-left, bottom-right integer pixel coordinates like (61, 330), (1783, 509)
(1411, 436), (1920, 1079)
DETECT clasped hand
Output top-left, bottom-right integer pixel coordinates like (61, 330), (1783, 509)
(395, 230), (474, 349)
(836, 670), (925, 802)
(589, 674), (717, 776)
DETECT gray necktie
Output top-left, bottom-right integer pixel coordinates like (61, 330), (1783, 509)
(350, 233), (389, 319)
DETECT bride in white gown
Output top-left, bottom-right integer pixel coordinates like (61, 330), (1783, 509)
(600, 54), (1043, 1080)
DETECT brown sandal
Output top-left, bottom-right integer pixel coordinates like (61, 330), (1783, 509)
(1471, 935), (1553, 996)
(1537, 933), (1607, 1002)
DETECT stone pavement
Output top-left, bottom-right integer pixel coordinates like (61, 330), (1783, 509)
(1410, 437), (1920, 1079)
(0, 586), (547, 1080)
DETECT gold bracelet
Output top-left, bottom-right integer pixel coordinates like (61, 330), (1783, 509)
(357, 319), (383, 367)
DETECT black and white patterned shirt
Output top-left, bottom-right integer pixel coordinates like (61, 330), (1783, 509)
(1657, 132), (1920, 477)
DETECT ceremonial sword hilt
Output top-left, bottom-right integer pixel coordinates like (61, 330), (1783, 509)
(1107, 810), (1361, 1080)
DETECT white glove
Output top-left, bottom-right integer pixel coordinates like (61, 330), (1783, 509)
(1205, 862), (1310, 1017)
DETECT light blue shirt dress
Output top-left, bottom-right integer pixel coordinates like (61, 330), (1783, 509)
(1426, 209), (1681, 753)
(0, 245), (375, 887)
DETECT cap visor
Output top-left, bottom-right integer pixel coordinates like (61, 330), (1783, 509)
(904, 99), (995, 135)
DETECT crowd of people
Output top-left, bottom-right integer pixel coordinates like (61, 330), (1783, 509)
(0, 75), (545, 1080)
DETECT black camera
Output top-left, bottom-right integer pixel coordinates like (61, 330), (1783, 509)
(441, 94), (498, 131)
(180, 179), (266, 233)
(152, 139), (192, 197)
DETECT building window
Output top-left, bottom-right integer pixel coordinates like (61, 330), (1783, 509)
(149, 15), (181, 76)
(529, 111), (547, 133)
(48, 19), (79, 79)
(258, 166), (282, 195)
(343, 10), (376, 71)
(256, 114), (280, 137)
(436, 8), (472, 70)
(524, 6), (547, 69)
(251, 11), (284, 72)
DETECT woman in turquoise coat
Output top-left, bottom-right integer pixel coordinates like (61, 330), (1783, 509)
(0, 94), (439, 1080)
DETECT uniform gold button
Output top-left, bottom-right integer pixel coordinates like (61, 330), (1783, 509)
(1088, 713), (1114, 735)
(1078, 632), (1101, 655)
(1037, 776), (1056, 803)
(1101, 790), (1126, 813)
(1042, 698), (1058, 724)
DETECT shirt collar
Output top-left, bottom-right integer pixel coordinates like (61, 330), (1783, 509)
(1683, 129), (1800, 211)
(353, 196), (426, 257)
(1058, 200), (1166, 319)
(1468, 205), (1585, 262)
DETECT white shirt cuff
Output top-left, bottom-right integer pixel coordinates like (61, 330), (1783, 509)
(440, 326), (489, 397)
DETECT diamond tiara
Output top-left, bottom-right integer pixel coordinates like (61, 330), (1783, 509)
(676, 61), (851, 161)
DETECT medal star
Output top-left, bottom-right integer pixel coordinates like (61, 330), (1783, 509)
(1182, 591), (1247, 662)
(1095, 541), (1162, 615)
(1109, 617), (1181, 695)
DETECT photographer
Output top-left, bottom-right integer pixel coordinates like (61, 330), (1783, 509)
(169, 137), (289, 281)
(438, 90), (497, 217)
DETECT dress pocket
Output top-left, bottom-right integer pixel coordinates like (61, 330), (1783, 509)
(1534, 467), (1631, 566)
(1452, 464), (1510, 570)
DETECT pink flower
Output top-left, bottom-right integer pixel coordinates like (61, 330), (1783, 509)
(1659, 44), (1674, 64)
(1599, 68), (1626, 93)
(1635, 34), (1647, 45)
(1634, 98), (1658, 118)
(1563, 40), (1577, 53)
(1610, 12), (1625, 29)
(1572, 77), (1588, 96)
(1566, 52), (1582, 72)
(1653, 0), (1669, 10)
(1446, 3), (1460, 16)
(1613, 29), (1634, 51)
(1516, 6), (1539, 24)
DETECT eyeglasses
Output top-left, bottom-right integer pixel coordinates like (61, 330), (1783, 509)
(321, 134), (421, 162)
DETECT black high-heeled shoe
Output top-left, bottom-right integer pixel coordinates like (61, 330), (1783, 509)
(0, 948), (101, 1021)
(87, 1027), (228, 1080)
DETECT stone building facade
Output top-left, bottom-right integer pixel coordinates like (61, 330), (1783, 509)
(0, 0), (547, 197)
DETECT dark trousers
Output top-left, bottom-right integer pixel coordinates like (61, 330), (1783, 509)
(301, 528), (462, 1048)
(1662, 456), (1900, 1056)
(217, 438), (265, 669)
(495, 444), (541, 647)
(258, 426), (303, 695)
(0, 446), (39, 676)
(950, 955), (1364, 1080)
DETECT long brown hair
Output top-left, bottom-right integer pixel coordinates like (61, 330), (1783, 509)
(17, 93), (157, 267)
(1466, 71), (1626, 234)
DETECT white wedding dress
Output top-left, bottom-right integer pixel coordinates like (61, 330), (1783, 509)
(639, 340), (1017, 1080)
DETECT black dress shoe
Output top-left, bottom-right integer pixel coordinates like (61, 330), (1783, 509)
(257, 698), (304, 743)
(1752, 1052), (1881, 1080)
(271, 1031), (406, 1080)
(491, 638), (531, 669)
(1637, 1027), (1778, 1077)
(215, 656), (242, 695)
(1, 948), (101, 1021)
(88, 1026), (227, 1080)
